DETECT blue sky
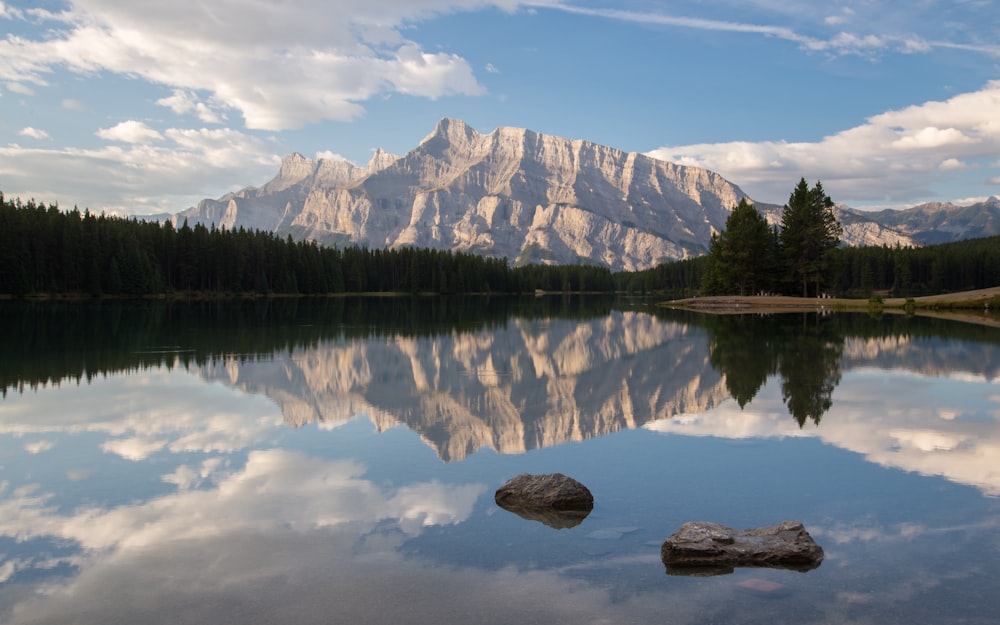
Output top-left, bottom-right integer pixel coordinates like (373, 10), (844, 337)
(1, 0), (999, 215)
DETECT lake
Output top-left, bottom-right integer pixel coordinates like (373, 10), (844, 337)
(1, 297), (998, 625)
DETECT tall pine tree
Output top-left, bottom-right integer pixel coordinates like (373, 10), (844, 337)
(703, 198), (776, 295)
(779, 178), (842, 297)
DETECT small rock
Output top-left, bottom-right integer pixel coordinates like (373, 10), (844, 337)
(495, 473), (594, 529)
(661, 520), (824, 574)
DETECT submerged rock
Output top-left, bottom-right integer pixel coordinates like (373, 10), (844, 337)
(661, 520), (823, 575)
(495, 473), (594, 529)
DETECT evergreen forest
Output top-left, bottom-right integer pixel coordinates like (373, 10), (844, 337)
(1, 191), (998, 299)
(618, 180), (1000, 299)
(0, 194), (612, 297)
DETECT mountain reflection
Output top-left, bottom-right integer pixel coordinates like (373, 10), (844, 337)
(198, 310), (729, 460)
(3, 299), (999, 485)
(195, 309), (999, 456)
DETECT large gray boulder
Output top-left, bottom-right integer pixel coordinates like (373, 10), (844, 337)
(495, 473), (594, 529)
(661, 520), (824, 575)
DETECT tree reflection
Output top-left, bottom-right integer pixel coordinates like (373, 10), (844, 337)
(0, 295), (616, 396)
(776, 315), (844, 427)
(706, 313), (844, 427)
(707, 315), (779, 408)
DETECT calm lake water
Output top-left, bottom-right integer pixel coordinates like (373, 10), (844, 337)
(1, 297), (999, 625)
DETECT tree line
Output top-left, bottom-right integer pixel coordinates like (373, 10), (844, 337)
(0, 194), (612, 296)
(617, 179), (1000, 298)
(700, 178), (842, 297)
(2, 190), (997, 299)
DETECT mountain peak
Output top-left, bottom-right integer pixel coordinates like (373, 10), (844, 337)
(419, 118), (481, 154)
(367, 147), (400, 173)
(277, 152), (315, 183)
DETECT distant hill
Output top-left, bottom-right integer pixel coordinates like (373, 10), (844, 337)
(865, 198), (1000, 245)
(174, 118), (995, 270)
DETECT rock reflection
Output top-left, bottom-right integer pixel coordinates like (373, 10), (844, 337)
(495, 504), (592, 529)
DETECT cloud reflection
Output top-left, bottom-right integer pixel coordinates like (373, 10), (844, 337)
(0, 366), (286, 459)
(0, 448), (487, 624)
(646, 366), (1000, 496)
(0, 450), (484, 552)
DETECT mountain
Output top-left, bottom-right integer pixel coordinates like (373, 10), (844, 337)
(176, 118), (999, 270)
(830, 205), (919, 247)
(175, 119), (753, 271)
(865, 197), (1000, 245)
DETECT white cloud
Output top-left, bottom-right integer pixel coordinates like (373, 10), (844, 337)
(101, 437), (167, 461)
(0, 125), (279, 214)
(60, 98), (88, 110)
(647, 81), (1000, 206)
(156, 89), (224, 124)
(163, 458), (224, 490)
(546, 4), (820, 49)
(24, 440), (53, 454)
(18, 126), (49, 140)
(939, 158), (966, 171)
(0, 2), (25, 19)
(6, 81), (34, 95)
(0, 0), (509, 131)
(891, 126), (975, 150)
(542, 2), (1000, 58)
(824, 8), (854, 26)
(96, 120), (164, 144)
(0, 559), (17, 584)
(316, 150), (350, 162)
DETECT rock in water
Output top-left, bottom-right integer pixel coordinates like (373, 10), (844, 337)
(661, 520), (823, 575)
(495, 473), (594, 529)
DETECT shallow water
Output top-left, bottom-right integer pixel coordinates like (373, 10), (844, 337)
(1, 298), (998, 624)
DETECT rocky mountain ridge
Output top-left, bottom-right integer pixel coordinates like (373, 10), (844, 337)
(174, 118), (996, 270)
(864, 197), (1000, 244)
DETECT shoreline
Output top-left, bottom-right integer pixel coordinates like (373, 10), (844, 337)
(661, 287), (1000, 326)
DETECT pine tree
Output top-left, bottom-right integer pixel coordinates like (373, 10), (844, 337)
(779, 178), (843, 297)
(703, 198), (776, 295)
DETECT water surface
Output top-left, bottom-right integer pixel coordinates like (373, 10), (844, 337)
(1, 298), (998, 624)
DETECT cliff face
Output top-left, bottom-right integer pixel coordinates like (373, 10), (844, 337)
(175, 119), (752, 270)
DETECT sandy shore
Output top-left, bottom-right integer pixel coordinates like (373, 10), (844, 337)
(662, 287), (1000, 325)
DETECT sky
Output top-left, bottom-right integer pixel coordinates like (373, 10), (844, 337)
(1, 0), (999, 216)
